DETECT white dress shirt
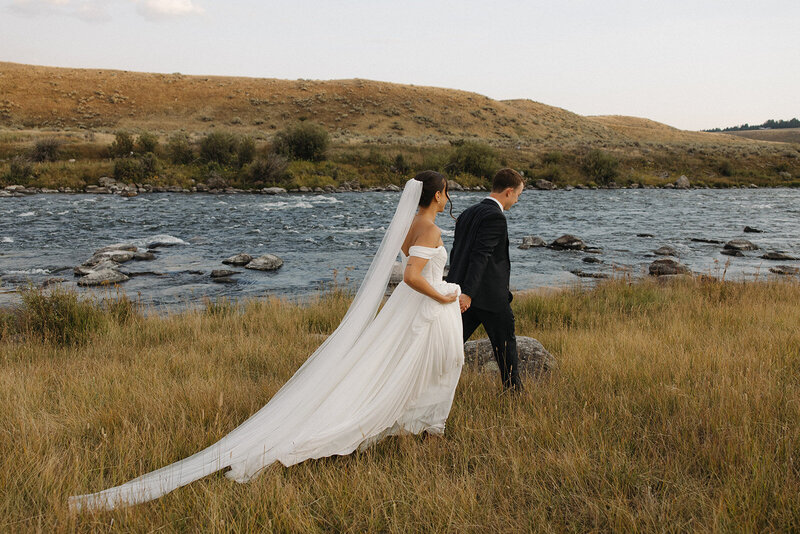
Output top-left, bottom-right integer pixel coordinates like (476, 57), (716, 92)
(485, 196), (504, 213)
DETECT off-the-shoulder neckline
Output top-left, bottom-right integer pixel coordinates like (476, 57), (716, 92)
(401, 245), (445, 257)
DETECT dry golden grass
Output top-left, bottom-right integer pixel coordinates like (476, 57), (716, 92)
(727, 128), (800, 145)
(1, 278), (799, 532)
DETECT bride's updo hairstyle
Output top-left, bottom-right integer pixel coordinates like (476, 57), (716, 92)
(414, 170), (454, 219)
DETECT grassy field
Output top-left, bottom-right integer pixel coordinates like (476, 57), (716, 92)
(1, 277), (799, 532)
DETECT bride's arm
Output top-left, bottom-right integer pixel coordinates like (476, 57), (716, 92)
(403, 227), (458, 304)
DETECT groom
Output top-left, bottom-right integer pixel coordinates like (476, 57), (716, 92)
(446, 168), (525, 391)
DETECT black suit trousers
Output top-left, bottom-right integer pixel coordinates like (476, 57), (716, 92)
(462, 304), (522, 390)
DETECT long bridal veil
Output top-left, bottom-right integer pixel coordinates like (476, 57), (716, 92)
(70, 178), (424, 512)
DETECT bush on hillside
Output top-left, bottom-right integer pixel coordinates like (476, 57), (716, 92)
(166, 133), (195, 164)
(136, 132), (159, 154)
(247, 154), (289, 186)
(447, 141), (499, 178)
(272, 122), (329, 161)
(2, 157), (35, 184)
(237, 136), (256, 168)
(30, 138), (62, 162)
(200, 132), (238, 165)
(582, 149), (619, 185)
(109, 131), (135, 158)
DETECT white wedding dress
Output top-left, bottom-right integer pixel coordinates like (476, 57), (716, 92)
(70, 179), (464, 512)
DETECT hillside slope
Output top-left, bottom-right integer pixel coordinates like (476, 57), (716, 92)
(0, 62), (757, 147)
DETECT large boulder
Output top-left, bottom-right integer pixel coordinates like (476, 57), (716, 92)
(245, 254), (284, 271)
(649, 258), (690, 276)
(262, 187), (287, 195)
(518, 236), (547, 250)
(533, 179), (556, 190)
(446, 180), (464, 192)
(222, 253), (253, 266)
(549, 234), (586, 251)
(724, 239), (758, 251)
(464, 336), (556, 377)
(675, 175), (690, 189)
(74, 259), (121, 276)
(77, 269), (129, 286)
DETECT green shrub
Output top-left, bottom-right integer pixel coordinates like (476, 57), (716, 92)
(19, 287), (103, 346)
(446, 141), (499, 178)
(237, 136), (256, 167)
(2, 157), (34, 183)
(717, 159), (734, 177)
(247, 154), (289, 186)
(113, 153), (160, 182)
(113, 158), (141, 181)
(30, 138), (62, 162)
(535, 163), (563, 182)
(136, 132), (159, 154)
(272, 122), (329, 161)
(393, 154), (410, 174)
(582, 149), (619, 185)
(167, 133), (195, 164)
(200, 132), (238, 165)
(541, 150), (565, 165)
(109, 131), (135, 158)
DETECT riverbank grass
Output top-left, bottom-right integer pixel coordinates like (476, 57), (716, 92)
(1, 278), (799, 531)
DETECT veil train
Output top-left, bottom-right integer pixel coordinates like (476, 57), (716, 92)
(70, 178), (424, 511)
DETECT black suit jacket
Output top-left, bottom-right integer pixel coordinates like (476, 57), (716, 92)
(446, 198), (512, 312)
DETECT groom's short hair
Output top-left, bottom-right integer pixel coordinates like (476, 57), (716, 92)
(492, 168), (524, 192)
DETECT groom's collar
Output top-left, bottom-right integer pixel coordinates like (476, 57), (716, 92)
(484, 196), (504, 213)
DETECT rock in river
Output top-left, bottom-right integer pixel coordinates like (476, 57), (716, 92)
(761, 252), (798, 261)
(211, 269), (241, 278)
(464, 336), (556, 377)
(724, 239), (758, 251)
(77, 268), (130, 286)
(721, 249), (744, 257)
(744, 226), (763, 233)
(519, 236), (546, 249)
(653, 246), (678, 256)
(222, 253), (253, 266)
(649, 258), (690, 276)
(549, 234), (586, 251)
(245, 254), (284, 271)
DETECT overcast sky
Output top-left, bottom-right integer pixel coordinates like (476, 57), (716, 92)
(1, 0), (798, 131)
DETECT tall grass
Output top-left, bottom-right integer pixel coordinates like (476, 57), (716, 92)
(1, 279), (799, 531)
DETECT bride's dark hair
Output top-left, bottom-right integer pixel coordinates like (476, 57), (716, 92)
(414, 170), (454, 219)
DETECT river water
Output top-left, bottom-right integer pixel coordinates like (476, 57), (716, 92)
(1, 189), (798, 310)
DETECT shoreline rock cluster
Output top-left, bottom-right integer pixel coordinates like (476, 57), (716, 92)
(517, 227), (799, 280)
(68, 242), (284, 287)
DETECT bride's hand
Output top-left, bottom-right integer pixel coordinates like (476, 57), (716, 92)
(438, 292), (458, 304)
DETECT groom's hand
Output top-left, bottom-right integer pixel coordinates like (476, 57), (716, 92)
(459, 294), (472, 313)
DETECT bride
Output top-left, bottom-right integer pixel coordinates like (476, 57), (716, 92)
(70, 171), (464, 511)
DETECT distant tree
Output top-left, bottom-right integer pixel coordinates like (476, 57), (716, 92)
(272, 122), (329, 161)
(109, 131), (135, 158)
(166, 133), (195, 164)
(446, 141), (499, 178)
(200, 132), (238, 165)
(136, 132), (159, 154)
(582, 149), (619, 185)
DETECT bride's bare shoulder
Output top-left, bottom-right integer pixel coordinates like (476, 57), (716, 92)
(410, 221), (442, 248)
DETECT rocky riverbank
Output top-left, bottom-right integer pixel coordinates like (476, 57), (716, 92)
(0, 173), (784, 198)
